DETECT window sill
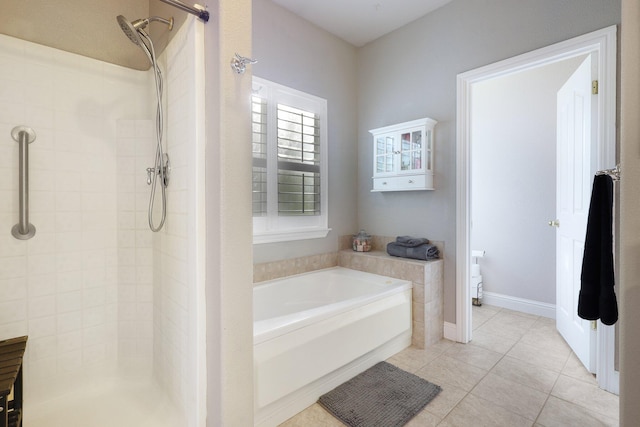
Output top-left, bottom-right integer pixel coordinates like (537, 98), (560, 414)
(253, 227), (331, 244)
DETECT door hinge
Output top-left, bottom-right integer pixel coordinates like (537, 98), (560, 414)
(592, 80), (599, 95)
(591, 320), (598, 330)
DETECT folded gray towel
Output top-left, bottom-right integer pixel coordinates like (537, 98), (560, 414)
(387, 242), (439, 260)
(395, 236), (430, 247)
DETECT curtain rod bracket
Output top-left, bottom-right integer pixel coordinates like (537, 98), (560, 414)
(158, 0), (209, 22)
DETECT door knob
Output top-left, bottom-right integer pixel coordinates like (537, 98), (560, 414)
(548, 219), (560, 227)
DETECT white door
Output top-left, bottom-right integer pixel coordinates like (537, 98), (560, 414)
(555, 55), (597, 372)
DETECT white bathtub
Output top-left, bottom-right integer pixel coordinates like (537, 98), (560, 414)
(254, 267), (412, 427)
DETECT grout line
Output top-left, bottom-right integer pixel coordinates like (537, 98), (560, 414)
(534, 392), (553, 426)
(286, 304), (618, 426)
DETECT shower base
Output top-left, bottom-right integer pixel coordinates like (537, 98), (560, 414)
(25, 378), (183, 427)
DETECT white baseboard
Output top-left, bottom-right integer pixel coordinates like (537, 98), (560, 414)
(481, 291), (555, 319)
(444, 295), (554, 345)
(443, 321), (457, 341)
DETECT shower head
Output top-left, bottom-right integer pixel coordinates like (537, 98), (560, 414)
(116, 15), (174, 46)
(117, 15), (142, 46)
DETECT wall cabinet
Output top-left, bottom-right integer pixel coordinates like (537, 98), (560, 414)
(369, 117), (437, 192)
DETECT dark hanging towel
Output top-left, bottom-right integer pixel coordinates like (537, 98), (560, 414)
(578, 174), (618, 325)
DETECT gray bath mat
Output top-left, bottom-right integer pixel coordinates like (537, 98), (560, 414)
(318, 361), (442, 427)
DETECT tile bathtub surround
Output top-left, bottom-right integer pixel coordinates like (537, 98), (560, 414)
(339, 234), (402, 251)
(341, 235), (444, 348)
(338, 249), (444, 348)
(255, 235), (442, 283)
(254, 235), (444, 348)
(280, 305), (619, 426)
(253, 252), (338, 283)
(339, 234), (445, 257)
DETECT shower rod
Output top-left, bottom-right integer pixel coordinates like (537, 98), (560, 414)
(158, 0), (209, 22)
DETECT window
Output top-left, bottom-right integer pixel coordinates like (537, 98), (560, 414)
(251, 77), (329, 243)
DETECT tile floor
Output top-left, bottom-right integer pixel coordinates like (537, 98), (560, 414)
(279, 305), (619, 426)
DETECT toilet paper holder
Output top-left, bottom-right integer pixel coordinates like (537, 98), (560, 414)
(471, 250), (485, 306)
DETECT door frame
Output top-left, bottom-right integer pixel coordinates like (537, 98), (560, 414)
(455, 26), (617, 388)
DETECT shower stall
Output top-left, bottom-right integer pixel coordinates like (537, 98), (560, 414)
(0, 10), (206, 427)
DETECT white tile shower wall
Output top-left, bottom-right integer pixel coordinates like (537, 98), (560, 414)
(152, 16), (200, 423)
(0, 34), (151, 402)
(116, 119), (155, 376)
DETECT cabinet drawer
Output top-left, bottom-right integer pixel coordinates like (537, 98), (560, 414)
(372, 174), (433, 191)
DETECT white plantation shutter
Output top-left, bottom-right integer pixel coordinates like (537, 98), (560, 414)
(252, 77), (329, 243)
(251, 95), (267, 216)
(276, 103), (321, 216)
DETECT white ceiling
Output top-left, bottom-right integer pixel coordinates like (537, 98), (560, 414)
(270, 0), (453, 47)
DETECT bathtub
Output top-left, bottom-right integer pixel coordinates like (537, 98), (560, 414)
(254, 267), (412, 427)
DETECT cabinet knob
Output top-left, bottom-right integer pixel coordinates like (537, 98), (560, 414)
(408, 180), (414, 184)
(382, 182), (387, 185)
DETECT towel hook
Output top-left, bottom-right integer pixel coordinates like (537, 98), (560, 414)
(230, 53), (258, 74)
(595, 164), (620, 181)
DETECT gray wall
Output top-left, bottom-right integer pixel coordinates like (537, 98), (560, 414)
(252, 0), (359, 263)
(357, 0), (621, 323)
(470, 58), (584, 305)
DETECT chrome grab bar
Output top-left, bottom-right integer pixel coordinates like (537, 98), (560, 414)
(11, 126), (36, 240)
